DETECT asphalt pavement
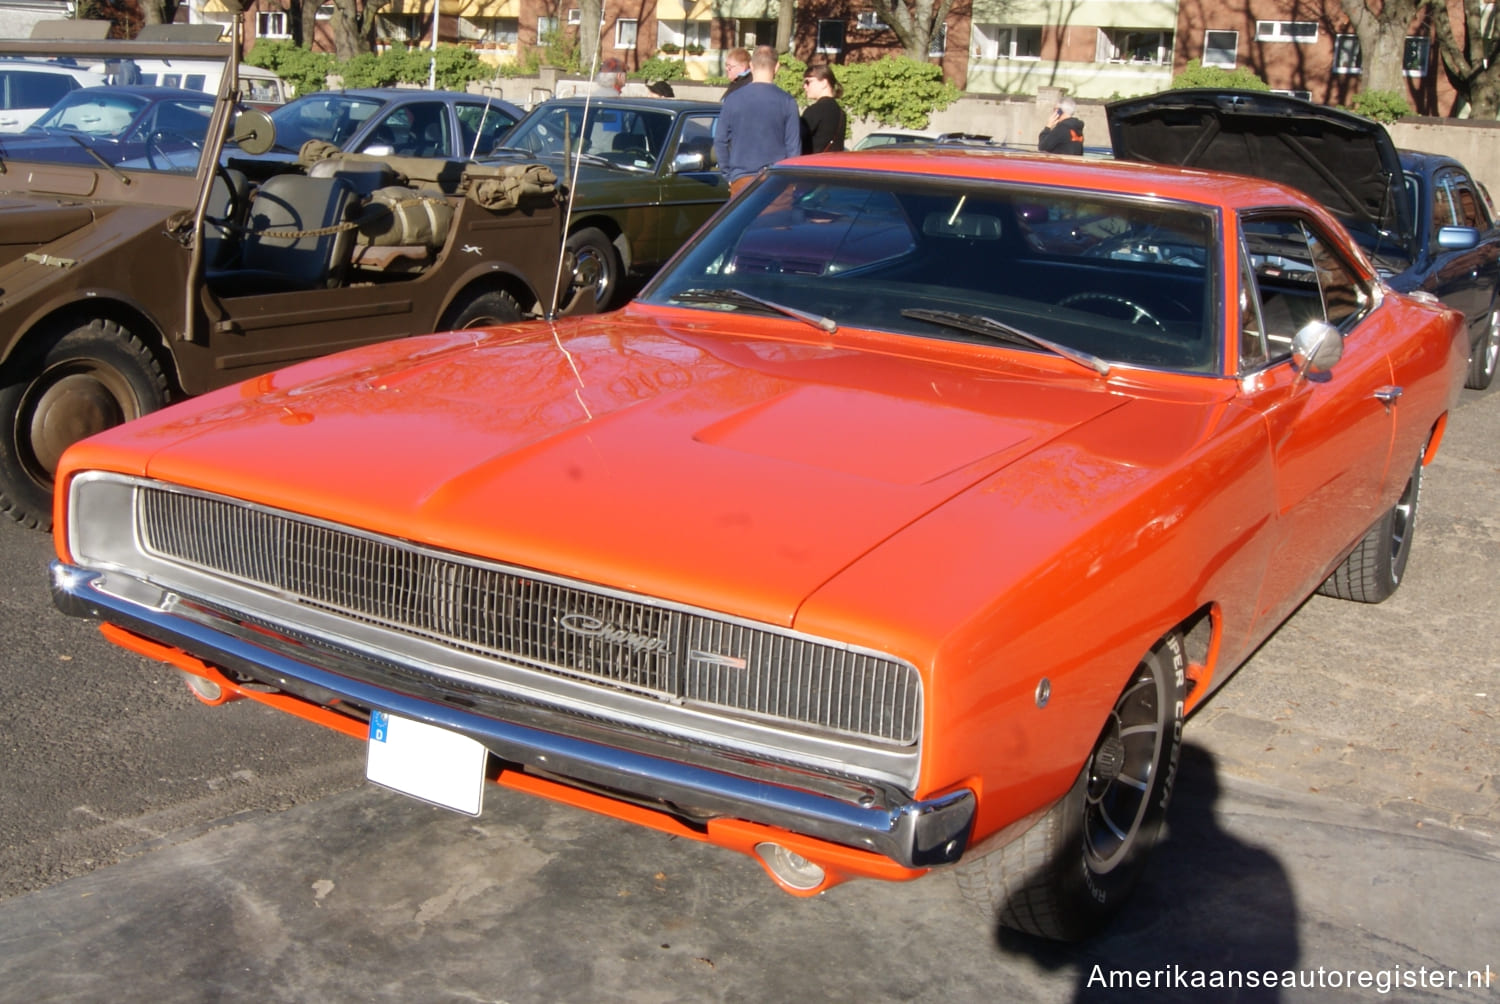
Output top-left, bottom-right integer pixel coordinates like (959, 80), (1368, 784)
(0, 383), (1496, 1002)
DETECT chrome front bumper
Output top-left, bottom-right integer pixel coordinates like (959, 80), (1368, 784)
(52, 561), (975, 869)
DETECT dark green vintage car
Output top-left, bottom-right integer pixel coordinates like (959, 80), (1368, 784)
(486, 97), (727, 312)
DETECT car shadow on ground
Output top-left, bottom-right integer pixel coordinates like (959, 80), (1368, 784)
(996, 742), (1301, 1002)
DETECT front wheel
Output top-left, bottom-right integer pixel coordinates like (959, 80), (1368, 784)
(440, 289), (522, 330)
(956, 634), (1186, 941)
(0, 319), (168, 530)
(1317, 453), (1422, 603)
(1468, 302), (1499, 390)
(558, 227), (620, 316)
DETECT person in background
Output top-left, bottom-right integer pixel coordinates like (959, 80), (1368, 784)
(1038, 96), (1085, 155)
(722, 48), (752, 98)
(646, 80), (675, 98)
(593, 57), (627, 95)
(714, 46), (800, 196)
(800, 63), (846, 154)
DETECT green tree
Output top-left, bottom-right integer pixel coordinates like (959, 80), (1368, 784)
(838, 56), (961, 129)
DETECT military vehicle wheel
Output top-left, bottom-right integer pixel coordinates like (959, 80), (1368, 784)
(441, 289), (523, 330)
(0, 319), (168, 531)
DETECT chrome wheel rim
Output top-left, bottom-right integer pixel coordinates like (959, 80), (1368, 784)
(1082, 663), (1164, 874)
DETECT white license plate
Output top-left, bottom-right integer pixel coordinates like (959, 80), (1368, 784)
(366, 710), (486, 816)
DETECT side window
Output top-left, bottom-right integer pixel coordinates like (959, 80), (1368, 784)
(673, 113), (719, 170)
(1453, 179), (1488, 229)
(1240, 214), (1370, 359)
(1238, 250), (1268, 369)
(456, 102), (518, 157)
(1431, 175), (1457, 244)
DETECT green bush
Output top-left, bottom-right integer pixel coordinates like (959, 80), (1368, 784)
(245, 40), (335, 97)
(635, 56), (688, 83)
(1170, 59), (1269, 91)
(1348, 89), (1411, 123)
(836, 56), (960, 129)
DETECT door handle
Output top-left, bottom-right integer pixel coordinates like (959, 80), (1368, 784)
(1373, 385), (1403, 406)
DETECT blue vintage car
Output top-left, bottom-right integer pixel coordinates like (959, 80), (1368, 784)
(1108, 90), (1500, 389)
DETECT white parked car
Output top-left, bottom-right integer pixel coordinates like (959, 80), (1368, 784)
(0, 59), (105, 131)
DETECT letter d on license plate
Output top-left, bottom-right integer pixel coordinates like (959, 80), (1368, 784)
(366, 710), (486, 816)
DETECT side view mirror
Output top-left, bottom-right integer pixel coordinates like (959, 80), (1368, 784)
(671, 150), (708, 173)
(1436, 225), (1480, 251)
(1291, 319), (1343, 378)
(231, 108), (276, 156)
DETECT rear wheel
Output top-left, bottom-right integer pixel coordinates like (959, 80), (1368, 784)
(1317, 454), (1422, 603)
(1468, 302), (1499, 390)
(559, 227), (620, 316)
(0, 319), (168, 531)
(956, 634), (1185, 941)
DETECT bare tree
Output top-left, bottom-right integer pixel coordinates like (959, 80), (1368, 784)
(868, 0), (956, 61)
(1336, 0), (1423, 95)
(777, 3), (793, 53)
(137, 0), (182, 26)
(330, 0), (392, 58)
(577, 0), (603, 72)
(1432, 0), (1500, 117)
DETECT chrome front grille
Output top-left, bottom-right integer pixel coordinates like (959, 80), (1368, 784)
(136, 487), (921, 746)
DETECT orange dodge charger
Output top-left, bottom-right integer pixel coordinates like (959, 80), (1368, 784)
(50, 149), (1469, 940)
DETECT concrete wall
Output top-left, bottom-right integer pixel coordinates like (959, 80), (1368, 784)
(472, 75), (1500, 198)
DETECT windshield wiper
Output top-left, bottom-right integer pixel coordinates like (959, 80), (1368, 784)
(65, 134), (131, 185)
(901, 308), (1109, 376)
(672, 287), (837, 333)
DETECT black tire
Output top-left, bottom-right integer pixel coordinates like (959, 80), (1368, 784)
(0, 319), (168, 531)
(956, 634), (1186, 941)
(440, 289), (522, 330)
(559, 226), (620, 316)
(1317, 454), (1422, 603)
(1467, 302), (1499, 390)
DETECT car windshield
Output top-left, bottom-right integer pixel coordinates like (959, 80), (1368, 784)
(497, 103), (674, 171)
(266, 94), (385, 151)
(1, 88), (214, 173)
(641, 171), (1222, 373)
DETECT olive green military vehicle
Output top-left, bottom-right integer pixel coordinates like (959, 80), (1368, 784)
(0, 31), (562, 530)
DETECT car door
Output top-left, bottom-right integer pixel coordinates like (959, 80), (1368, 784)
(1235, 212), (1398, 629)
(647, 111), (725, 268)
(1437, 168), (1500, 340)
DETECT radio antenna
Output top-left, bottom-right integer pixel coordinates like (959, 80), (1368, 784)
(547, 43), (603, 321)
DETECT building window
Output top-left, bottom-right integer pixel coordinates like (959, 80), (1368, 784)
(817, 19), (846, 55)
(615, 18), (637, 48)
(1097, 28), (1172, 64)
(1271, 88), (1313, 100)
(972, 24), (1042, 60)
(1203, 30), (1238, 68)
(315, 3), (333, 20)
(856, 11), (887, 30)
(658, 20), (711, 51)
(538, 16), (559, 38)
(737, 19), (776, 46)
(1333, 34), (1361, 74)
(928, 23), (947, 57)
(256, 11), (290, 38)
(1254, 20), (1318, 43)
(1404, 36), (1430, 76)
(460, 16), (518, 44)
(567, 8), (581, 26)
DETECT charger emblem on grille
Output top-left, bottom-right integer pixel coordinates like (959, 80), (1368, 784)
(557, 613), (669, 654)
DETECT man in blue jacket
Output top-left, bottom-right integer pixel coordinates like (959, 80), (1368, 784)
(714, 46), (801, 196)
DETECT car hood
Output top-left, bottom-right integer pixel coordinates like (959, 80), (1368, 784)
(105, 310), (1134, 627)
(1106, 90), (1412, 241)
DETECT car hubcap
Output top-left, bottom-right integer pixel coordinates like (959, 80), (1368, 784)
(1083, 666), (1163, 873)
(1389, 466), (1420, 578)
(570, 247), (609, 303)
(23, 365), (134, 479)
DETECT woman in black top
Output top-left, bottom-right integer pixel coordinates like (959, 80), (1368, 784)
(801, 64), (846, 154)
